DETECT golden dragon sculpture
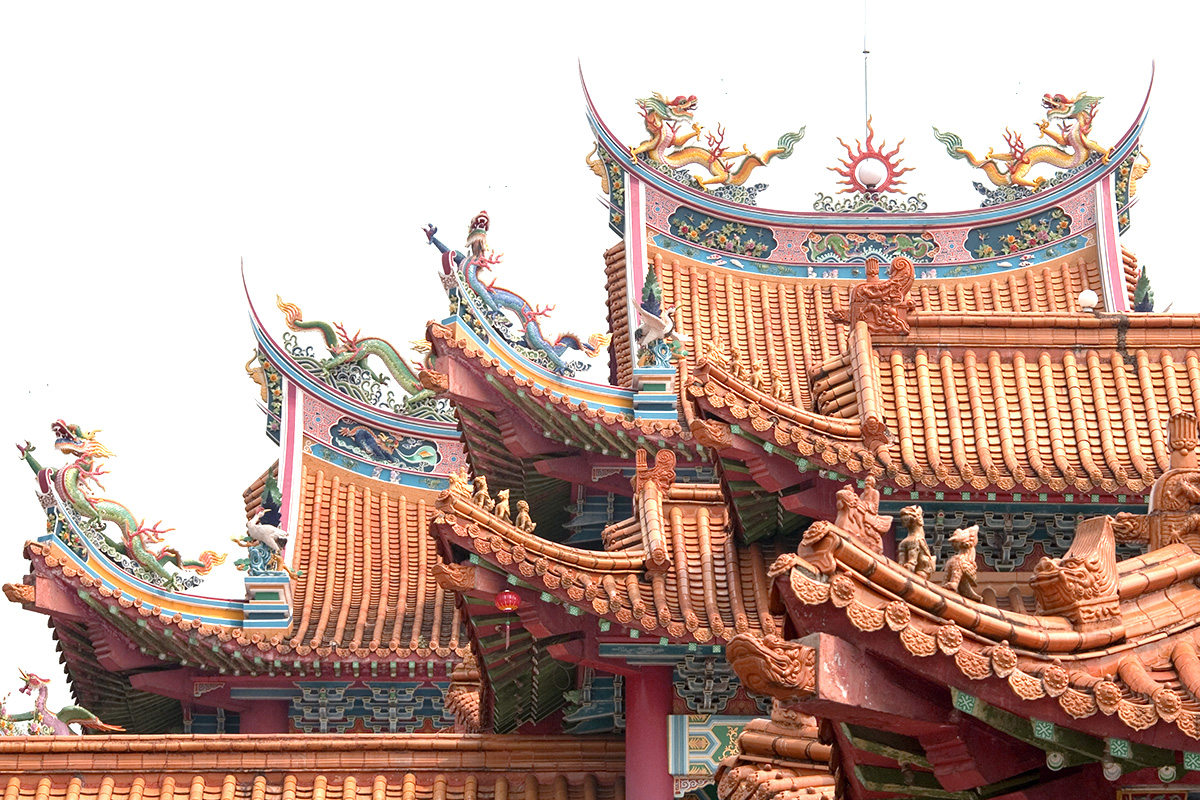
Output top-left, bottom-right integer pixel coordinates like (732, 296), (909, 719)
(629, 92), (804, 189)
(934, 91), (1110, 189)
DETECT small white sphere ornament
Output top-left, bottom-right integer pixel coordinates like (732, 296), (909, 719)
(855, 157), (889, 191)
(1078, 289), (1099, 311)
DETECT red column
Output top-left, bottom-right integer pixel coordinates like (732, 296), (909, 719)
(624, 666), (674, 800)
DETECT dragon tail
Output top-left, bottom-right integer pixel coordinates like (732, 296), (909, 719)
(555, 332), (612, 357)
(932, 127), (968, 160)
(762, 127), (806, 162)
(182, 550), (228, 575)
(276, 296), (339, 348)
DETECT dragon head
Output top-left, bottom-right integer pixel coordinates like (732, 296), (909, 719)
(638, 92), (698, 122)
(52, 420), (113, 461)
(1042, 91), (1102, 120)
(17, 669), (49, 694)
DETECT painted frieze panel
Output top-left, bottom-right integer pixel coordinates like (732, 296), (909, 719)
(668, 206), (777, 259)
(803, 231), (938, 264)
(968, 207), (1076, 259)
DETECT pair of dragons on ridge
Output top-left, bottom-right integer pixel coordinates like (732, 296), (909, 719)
(624, 89), (1112, 192)
(17, 421), (225, 590)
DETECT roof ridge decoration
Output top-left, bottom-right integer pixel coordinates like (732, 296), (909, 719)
(629, 92), (805, 206)
(829, 255), (916, 335)
(935, 90), (1110, 206)
(1, 669), (124, 735)
(814, 116), (929, 215)
(275, 296), (453, 420)
(16, 420), (226, 591)
(1113, 412), (1200, 551)
(425, 213), (612, 377)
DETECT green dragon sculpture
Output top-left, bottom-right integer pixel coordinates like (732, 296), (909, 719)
(275, 296), (438, 407)
(17, 421), (226, 590)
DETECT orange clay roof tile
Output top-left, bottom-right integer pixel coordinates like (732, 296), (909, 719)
(433, 485), (785, 643)
(288, 457), (465, 654)
(0, 734), (625, 800)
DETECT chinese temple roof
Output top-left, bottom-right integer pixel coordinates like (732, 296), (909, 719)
(0, 734), (625, 799)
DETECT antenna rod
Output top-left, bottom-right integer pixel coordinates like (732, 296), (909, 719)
(863, 0), (870, 138)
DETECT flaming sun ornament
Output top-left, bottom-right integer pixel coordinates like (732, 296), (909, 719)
(830, 117), (912, 195)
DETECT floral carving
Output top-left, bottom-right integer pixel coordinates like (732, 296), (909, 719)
(955, 648), (992, 680)
(990, 642), (1018, 677)
(936, 624), (963, 655)
(1008, 669), (1045, 701)
(1094, 680), (1123, 715)
(1041, 664), (1070, 697)
(884, 600), (911, 631)
(899, 625), (936, 657)
(726, 634), (817, 700)
(829, 574), (856, 607)
(1059, 688), (1097, 719)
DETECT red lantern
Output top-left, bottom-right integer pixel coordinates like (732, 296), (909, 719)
(495, 589), (520, 648)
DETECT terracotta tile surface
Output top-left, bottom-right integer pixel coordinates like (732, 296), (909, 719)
(0, 734), (624, 800)
(288, 457), (467, 656)
(433, 480), (785, 644)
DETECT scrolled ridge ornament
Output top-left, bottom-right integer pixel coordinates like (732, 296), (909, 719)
(726, 634), (816, 701)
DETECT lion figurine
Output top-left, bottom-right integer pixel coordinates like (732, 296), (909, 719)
(896, 505), (936, 579)
(943, 524), (982, 601)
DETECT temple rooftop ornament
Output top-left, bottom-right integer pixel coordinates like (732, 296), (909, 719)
(820, 116), (920, 214)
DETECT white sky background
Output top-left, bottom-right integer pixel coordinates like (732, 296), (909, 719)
(0, 2), (1196, 716)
